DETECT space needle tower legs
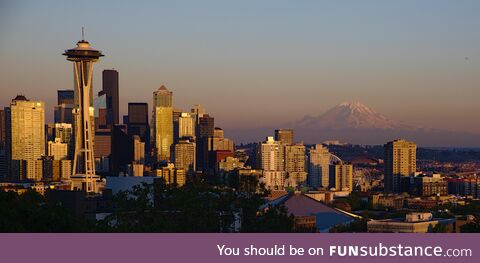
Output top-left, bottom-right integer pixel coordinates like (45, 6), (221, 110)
(63, 29), (104, 193)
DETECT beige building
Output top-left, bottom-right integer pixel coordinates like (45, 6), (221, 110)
(259, 137), (286, 190)
(368, 212), (454, 233)
(308, 144), (331, 188)
(285, 144), (307, 185)
(48, 138), (68, 160)
(384, 139), (417, 193)
(133, 135), (145, 164)
(174, 139), (196, 176)
(208, 128), (234, 152)
(178, 112), (195, 139)
(330, 162), (353, 192)
(154, 163), (185, 187)
(217, 156), (244, 172)
(274, 129), (294, 145)
(5, 96), (45, 181)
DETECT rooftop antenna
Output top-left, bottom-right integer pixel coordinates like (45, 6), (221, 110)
(82, 27), (85, 41)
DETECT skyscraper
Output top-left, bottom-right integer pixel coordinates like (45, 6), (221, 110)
(259, 136), (286, 190)
(190, 104), (206, 124)
(0, 109), (5, 149)
(197, 114), (214, 172)
(384, 139), (417, 193)
(178, 112), (195, 139)
(153, 85), (173, 162)
(48, 138), (68, 160)
(174, 139), (196, 177)
(308, 144), (331, 188)
(57, 90), (74, 105)
(329, 162), (353, 192)
(54, 90), (74, 124)
(127, 102), (149, 145)
(63, 34), (103, 192)
(285, 144), (307, 185)
(5, 95), (45, 181)
(53, 123), (73, 159)
(274, 129), (294, 145)
(102, 69), (119, 126)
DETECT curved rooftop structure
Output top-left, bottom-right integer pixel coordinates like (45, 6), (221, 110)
(63, 40), (103, 61)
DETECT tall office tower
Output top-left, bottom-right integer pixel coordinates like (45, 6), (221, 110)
(54, 104), (74, 124)
(191, 104), (206, 124)
(102, 69), (119, 126)
(329, 162), (353, 192)
(45, 123), (56, 145)
(133, 135), (145, 164)
(5, 96), (45, 181)
(260, 136), (286, 190)
(94, 92), (109, 129)
(0, 109), (5, 149)
(274, 129), (294, 145)
(63, 34), (103, 192)
(94, 129), (111, 159)
(308, 144), (331, 189)
(174, 139), (196, 176)
(285, 144), (307, 185)
(54, 90), (74, 124)
(57, 90), (75, 105)
(110, 125), (133, 175)
(53, 123), (73, 158)
(208, 128), (234, 152)
(178, 112), (195, 139)
(153, 85), (173, 162)
(48, 138), (68, 160)
(0, 149), (6, 181)
(127, 103), (149, 146)
(384, 139), (417, 193)
(172, 108), (182, 144)
(196, 114), (214, 172)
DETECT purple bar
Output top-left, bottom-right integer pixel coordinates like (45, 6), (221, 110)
(0, 234), (477, 263)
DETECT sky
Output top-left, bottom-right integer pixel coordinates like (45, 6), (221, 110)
(1, 0), (479, 136)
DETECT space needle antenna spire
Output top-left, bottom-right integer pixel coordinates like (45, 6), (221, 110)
(81, 27), (85, 41)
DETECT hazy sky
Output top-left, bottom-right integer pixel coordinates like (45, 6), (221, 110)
(1, 0), (479, 135)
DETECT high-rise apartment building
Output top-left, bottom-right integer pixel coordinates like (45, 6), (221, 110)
(384, 139), (417, 193)
(48, 138), (68, 160)
(308, 144), (331, 188)
(329, 162), (353, 192)
(102, 69), (119, 125)
(5, 95), (45, 181)
(260, 136), (286, 190)
(274, 129), (294, 145)
(285, 144), (307, 185)
(153, 85), (173, 162)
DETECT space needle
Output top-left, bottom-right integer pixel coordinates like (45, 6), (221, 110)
(63, 29), (103, 193)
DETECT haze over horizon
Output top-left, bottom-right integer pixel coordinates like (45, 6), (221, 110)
(1, 0), (479, 140)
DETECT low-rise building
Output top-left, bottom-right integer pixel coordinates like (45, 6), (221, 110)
(367, 212), (455, 233)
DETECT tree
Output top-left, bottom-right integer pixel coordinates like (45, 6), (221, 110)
(0, 189), (91, 232)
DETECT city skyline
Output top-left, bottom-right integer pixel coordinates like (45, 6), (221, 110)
(1, 0), (479, 139)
